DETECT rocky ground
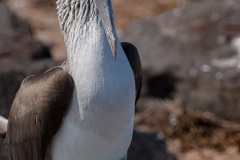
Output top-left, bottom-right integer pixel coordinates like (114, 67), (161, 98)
(1, 0), (240, 159)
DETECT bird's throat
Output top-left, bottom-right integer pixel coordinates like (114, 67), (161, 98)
(57, 0), (117, 61)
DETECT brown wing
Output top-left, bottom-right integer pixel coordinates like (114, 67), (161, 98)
(121, 42), (142, 104)
(6, 67), (73, 160)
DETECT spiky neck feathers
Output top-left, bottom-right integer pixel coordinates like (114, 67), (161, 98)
(57, 0), (98, 37)
(56, 0), (116, 42)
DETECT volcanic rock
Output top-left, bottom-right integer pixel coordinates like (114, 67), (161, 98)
(122, 0), (240, 121)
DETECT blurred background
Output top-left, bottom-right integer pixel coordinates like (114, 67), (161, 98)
(1, 0), (240, 159)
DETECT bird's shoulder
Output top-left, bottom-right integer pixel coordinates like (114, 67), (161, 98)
(10, 66), (73, 118)
(6, 66), (73, 160)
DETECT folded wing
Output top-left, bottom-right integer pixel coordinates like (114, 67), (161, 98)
(6, 67), (73, 160)
(121, 42), (142, 104)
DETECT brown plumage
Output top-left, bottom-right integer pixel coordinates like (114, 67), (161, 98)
(121, 42), (142, 104)
(5, 67), (73, 160)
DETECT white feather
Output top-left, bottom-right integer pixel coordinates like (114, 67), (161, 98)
(0, 116), (8, 136)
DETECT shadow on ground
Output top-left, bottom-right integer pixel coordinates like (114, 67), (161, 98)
(129, 131), (176, 160)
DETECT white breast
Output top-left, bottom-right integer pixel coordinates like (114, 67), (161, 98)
(50, 16), (135, 160)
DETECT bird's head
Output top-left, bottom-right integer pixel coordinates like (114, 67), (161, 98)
(57, 0), (117, 59)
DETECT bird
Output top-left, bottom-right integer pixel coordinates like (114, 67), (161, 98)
(0, 0), (142, 160)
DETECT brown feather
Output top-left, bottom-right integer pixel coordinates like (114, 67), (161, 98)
(121, 42), (142, 104)
(5, 67), (73, 160)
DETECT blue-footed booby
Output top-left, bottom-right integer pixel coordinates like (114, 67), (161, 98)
(0, 0), (142, 159)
